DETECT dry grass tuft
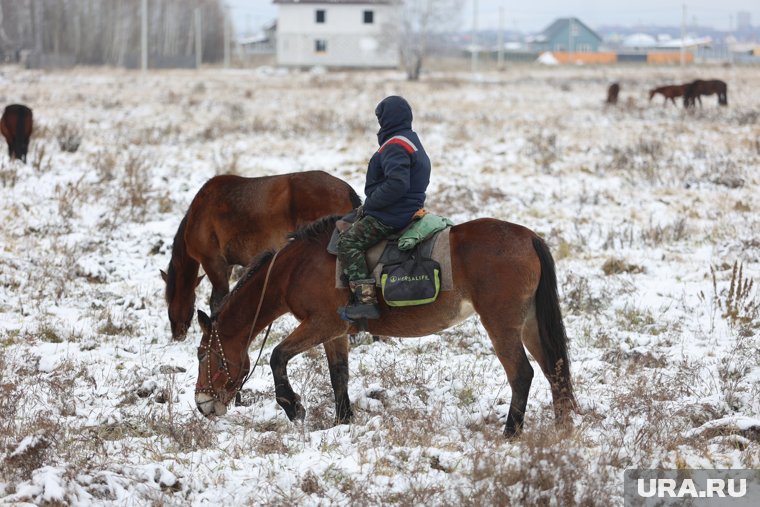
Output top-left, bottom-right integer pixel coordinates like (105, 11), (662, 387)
(56, 123), (83, 153)
(602, 257), (645, 276)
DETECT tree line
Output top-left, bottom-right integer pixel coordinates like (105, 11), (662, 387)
(0, 0), (226, 66)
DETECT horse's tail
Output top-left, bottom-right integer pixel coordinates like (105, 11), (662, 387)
(532, 236), (575, 408)
(11, 106), (29, 162)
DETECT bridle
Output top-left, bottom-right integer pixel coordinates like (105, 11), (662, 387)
(195, 247), (283, 403)
(195, 325), (246, 399)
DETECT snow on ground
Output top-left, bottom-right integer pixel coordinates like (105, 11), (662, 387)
(0, 64), (758, 505)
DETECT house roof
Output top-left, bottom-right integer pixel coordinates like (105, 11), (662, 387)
(540, 17), (601, 42)
(273, 0), (391, 4)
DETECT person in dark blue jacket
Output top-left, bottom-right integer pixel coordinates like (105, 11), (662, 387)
(337, 95), (431, 321)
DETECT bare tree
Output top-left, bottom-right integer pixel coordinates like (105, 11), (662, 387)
(385, 0), (461, 81)
(0, 0), (226, 66)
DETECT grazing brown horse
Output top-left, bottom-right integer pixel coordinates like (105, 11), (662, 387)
(161, 171), (361, 340)
(606, 83), (620, 105)
(683, 79), (728, 108)
(648, 85), (687, 106)
(0, 104), (33, 163)
(194, 215), (578, 437)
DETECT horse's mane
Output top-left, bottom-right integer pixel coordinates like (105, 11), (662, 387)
(164, 212), (190, 303)
(288, 215), (341, 243)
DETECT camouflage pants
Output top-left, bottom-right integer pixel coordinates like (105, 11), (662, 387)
(336, 215), (395, 282)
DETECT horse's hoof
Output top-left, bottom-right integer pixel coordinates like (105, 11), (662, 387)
(503, 423), (523, 439)
(293, 401), (306, 422)
(336, 413), (353, 425)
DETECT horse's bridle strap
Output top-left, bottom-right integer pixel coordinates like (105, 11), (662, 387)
(197, 246), (283, 398)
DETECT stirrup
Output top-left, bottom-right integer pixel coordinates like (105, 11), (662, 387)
(339, 302), (380, 321)
(337, 307), (370, 332)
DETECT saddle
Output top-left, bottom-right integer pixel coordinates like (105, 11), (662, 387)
(327, 213), (454, 291)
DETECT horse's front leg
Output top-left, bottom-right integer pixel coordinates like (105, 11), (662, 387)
(202, 258), (230, 313)
(269, 322), (336, 422)
(270, 346), (305, 422)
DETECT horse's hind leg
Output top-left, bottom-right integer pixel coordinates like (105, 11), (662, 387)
(478, 308), (534, 437)
(520, 308), (576, 427)
(323, 335), (353, 424)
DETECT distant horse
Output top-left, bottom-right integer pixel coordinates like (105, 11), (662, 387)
(648, 85), (687, 106)
(161, 171), (361, 340)
(683, 79), (728, 108)
(193, 215), (578, 437)
(606, 83), (620, 105)
(0, 104), (33, 163)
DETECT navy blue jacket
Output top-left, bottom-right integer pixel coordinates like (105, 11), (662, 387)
(363, 96), (431, 230)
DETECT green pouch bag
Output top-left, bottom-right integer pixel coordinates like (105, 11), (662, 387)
(397, 214), (454, 251)
(380, 254), (441, 307)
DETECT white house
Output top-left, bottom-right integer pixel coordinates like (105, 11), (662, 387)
(273, 0), (398, 68)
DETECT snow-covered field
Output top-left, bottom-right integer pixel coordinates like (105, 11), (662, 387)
(0, 64), (758, 505)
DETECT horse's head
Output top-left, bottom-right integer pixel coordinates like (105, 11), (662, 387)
(648, 89), (655, 101)
(161, 268), (202, 340)
(194, 310), (250, 417)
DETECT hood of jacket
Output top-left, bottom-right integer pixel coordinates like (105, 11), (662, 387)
(375, 96), (413, 145)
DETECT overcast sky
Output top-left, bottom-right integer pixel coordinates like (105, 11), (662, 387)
(227, 1), (759, 35)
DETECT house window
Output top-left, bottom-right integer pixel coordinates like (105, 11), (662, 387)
(315, 39), (327, 53)
(315, 9), (325, 23)
(576, 43), (591, 53)
(363, 10), (374, 24)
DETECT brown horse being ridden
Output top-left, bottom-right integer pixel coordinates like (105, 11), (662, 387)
(683, 79), (728, 108)
(194, 215), (578, 437)
(648, 84), (688, 106)
(161, 171), (361, 340)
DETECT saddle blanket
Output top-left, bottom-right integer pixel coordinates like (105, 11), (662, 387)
(329, 227), (454, 291)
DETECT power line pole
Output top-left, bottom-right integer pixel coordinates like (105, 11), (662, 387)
(680, 3), (686, 68)
(497, 5), (504, 70)
(141, 0), (148, 71)
(195, 7), (202, 69)
(223, 4), (230, 68)
(471, 0), (478, 74)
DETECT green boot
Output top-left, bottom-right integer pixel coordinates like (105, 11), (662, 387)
(341, 279), (381, 320)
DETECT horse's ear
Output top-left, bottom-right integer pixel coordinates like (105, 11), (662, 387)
(160, 270), (168, 282)
(195, 275), (205, 288)
(197, 310), (212, 334)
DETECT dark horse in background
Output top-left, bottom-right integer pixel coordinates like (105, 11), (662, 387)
(161, 171), (360, 340)
(193, 215), (578, 437)
(606, 83), (620, 105)
(683, 79), (728, 108)
(648, 84), (688, 106)
(1, 104), (33, 163)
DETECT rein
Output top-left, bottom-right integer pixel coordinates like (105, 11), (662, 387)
(197, 247), (283, 399)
